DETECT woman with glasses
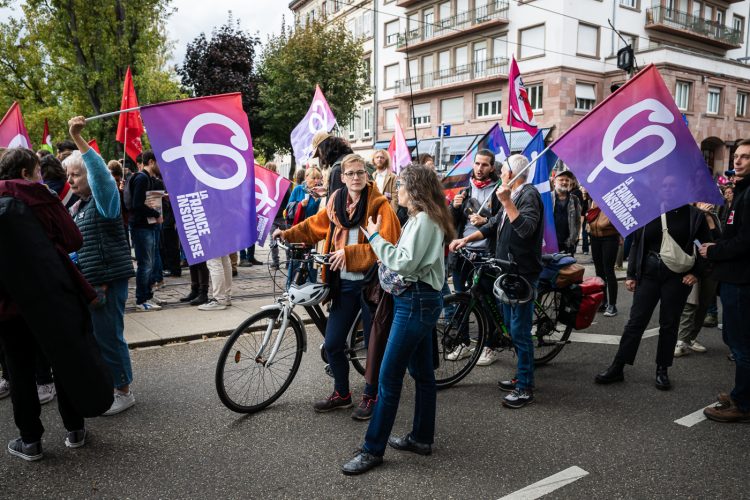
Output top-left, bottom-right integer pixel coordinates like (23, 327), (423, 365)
(273, 154), (400, 419)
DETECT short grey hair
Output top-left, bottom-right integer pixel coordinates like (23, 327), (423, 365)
(61, 150), (85, 172)
(506, 154), (529, 181)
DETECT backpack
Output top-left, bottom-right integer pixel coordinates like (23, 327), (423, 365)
(123, 172), (150, 211)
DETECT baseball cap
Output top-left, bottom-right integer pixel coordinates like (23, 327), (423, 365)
(311, 131), (331, 158)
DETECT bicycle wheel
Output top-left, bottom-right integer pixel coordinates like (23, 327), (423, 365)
(532, 289), (573, 365)
(435, 293), (486, 389)
(348, 321), (367, 376)
(215, 309), (304, 413)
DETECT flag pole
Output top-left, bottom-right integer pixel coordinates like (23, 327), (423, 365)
(122, 126), (128, 169)
(86, 106), (141, 121)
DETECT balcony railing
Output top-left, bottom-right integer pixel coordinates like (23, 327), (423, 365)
(646, 7), (743, 48)
(396, 57), (508, 94)
(396, 1), (509, 49)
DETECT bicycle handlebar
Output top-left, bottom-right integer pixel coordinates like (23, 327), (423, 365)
(274, 239), (330, 265)
(455, 247), (517, 273)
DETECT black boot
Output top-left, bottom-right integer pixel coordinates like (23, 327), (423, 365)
(190, 288), (209, 306)
(655, 365), (671, 390)
(180, 287), (200, 303)
(595, 360), (625, 384)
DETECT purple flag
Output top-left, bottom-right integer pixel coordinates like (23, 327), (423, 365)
(290, 85), (337, 166)
(254, 164), (291, 246)
(551, 64), (723, 236)
(523, 131), (559, 253)
(140, 93), (258, 264)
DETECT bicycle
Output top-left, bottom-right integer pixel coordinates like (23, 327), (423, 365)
(215, 242), (368, 413)
(435, 248), (573, 389)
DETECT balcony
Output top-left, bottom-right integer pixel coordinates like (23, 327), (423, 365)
(645, 7), (743, 50)
(395, 57), (508, 96)
(396, 1), (509, 52)
(397, 0), (426, 7)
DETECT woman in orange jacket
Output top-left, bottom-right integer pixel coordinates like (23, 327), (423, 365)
(273, 154), (400, 419)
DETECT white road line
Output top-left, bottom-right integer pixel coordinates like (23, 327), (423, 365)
(675, 405), (713, 427)
(569, 327), (658, 344)
(498, 466), (589, 500)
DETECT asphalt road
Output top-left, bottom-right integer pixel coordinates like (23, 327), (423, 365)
(2, 281), (747, 499)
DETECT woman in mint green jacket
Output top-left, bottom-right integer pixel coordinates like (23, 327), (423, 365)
(342, 164), (456, 475)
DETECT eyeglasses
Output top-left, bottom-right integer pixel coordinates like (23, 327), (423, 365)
(343, 170), (367, 178)
(395, 180), (403, 189)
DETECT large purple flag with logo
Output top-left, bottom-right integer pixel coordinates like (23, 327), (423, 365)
(140, 92), (258, 265)
(442, 123), (510, 190)
(551, 64), (723, 236)
(290, 85), (337, 166)
(523, 131), (559, 253)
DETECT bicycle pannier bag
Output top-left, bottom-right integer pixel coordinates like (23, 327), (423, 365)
(556, 264), (585, 288)
(659, 213), (695, 273)
(574, 277), (605, 330)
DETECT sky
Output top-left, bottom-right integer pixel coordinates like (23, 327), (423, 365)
(167, 1), (290, 66)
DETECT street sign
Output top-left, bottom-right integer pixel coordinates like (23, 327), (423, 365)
(438, 124), (451, 137)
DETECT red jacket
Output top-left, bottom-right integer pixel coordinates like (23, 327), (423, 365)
(0, 180), (96, 321)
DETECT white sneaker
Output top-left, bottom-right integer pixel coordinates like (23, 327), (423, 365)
(198, 299), (227, 311)
(688, 340), (707, 353)
(150, 296), (166, 306)
(103, 391), (135, 416)
(0, 378), (9, 399)
(446, 344), (473, 361)
(674, 341), (690, 358)
(135, 302), (162, 312)
(37, 383), (56, 405)
(476, 347), (498, 366)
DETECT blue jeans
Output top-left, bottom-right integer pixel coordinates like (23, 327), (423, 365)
(151, 224), (163, 285)
(363, 284), (442, 457)
(501, 282), (538, 391)
(325, 279), (372, 396)
(720, 283), (750, 412)
(90, 278), (132, 389)
(131, 226), (157, 304)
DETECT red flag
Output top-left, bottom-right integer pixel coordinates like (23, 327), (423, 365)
(41, 119), (53, 152)
(115, 67), (144, 161)
(507, 56), (538, 136)
(87, 139), (100, 154)
(0, 102), (32, 149)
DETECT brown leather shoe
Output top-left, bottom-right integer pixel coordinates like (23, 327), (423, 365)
(717, 392), (731, 408)
(704, 403), (750, 423)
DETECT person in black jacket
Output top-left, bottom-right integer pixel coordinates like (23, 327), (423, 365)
(701, 140), (750, 423)
(596, 176), (711, 390)
(450, 154), (543, 409)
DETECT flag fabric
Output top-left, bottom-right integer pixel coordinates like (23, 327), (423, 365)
(507, 56), (539, 136)
(87, 139), (100, 154)
(442, 123), (510, 190)
(40, 119), (53, 153)
(387, 115), (412, 174)
(523, 131), (559, 253)
(550, 64), (723, 236)
(139, 92), (258, 264)
(290, 85), (337, 166)
(115, 67), (144, 162)
(254, 164), (291, 246)
(0, 102), (32, 149)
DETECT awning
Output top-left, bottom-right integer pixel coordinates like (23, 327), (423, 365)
(575, 83), (596, 101)
(506, 127), (553, 153)
(372, 139), (417, 151)
(416, 134), (481, 159)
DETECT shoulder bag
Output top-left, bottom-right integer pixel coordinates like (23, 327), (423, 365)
(659, 212), (695, 273)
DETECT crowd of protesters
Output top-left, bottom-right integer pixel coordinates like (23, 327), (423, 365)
(0, 118), (747, 474)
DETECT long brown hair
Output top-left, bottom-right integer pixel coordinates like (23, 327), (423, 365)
(401, 164), (456, 240)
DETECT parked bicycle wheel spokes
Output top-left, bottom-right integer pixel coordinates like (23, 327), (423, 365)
(531, 289), (571, 365)
(435, 294), (484, 389)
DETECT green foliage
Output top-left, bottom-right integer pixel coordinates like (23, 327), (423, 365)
(256, 17), (371, 160)
(0, 0), (185, 160)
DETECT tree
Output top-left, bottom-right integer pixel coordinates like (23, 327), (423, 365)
(0, 0), (184, 159)
(256, 18), (371, 160)
(178, 16), (262, 141)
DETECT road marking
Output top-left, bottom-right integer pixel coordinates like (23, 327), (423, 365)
(498, 466), (589, 500)
(675, 405), (713, 427)
(569, 327), (658, 344)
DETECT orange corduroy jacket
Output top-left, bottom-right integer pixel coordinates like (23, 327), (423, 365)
(282, 182), (400, 283)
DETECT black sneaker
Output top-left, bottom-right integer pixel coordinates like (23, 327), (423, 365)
(351, 395), (377, 420)
(502, 388), (534, 409)
(7, 438), (43, 461)
(498, 378), (518, 392)
(65, 429), (86, 449)
(313, 391), (353, 412)
(603, 305), (618, 317)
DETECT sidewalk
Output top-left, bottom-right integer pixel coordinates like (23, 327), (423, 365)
(124, 249), (626, 348)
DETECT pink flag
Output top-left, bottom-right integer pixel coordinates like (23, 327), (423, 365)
(507, 57), (538, 136)
(387, 116), (411, 174)
(254, 165), (291, 245)
(0, 102), (32, 149)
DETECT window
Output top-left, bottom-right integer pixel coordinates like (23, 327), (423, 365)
(455, 46), (468, 71)
(493, 35), (507, 60)
(717, 9), (725, 26)
(438, 50), (450, 70)
(707, 87), (721, 115)
(474, 41), (487, 75)
(692, 1), (702, 19)
(348, 115), (357, 140)
(439, 2), (451, 25)
(441, 97), (464, 123)
(616, 32), (638, 52)
(619, 0), (637, 8)
(476, 91), (502, 118)
(411, 103), (431, 126)
(737, 92), (748, 118)
(575, 83), (596, 112)
(577, 23), (599, 57)
(422, 55), (434, 86)
(384, 64), (399, 89)
(528, 84), (543, 111)
(675, 81), (691, 111)
(408, 59), (418, 79)
(704, 5), (714, 22)
(734, 15), (744, 36)
(363, 58), (371, 85)
(363, 107), (372, 138)
(385, 19), (400, 46)
(424, 8), (434, 38)
(519, 25), (545, 59)
(384, 108), (398, 130)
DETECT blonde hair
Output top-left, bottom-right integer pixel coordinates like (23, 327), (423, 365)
(340, 153), (366, 172)
(372, 149), (390, 170)
(305, 166), (322, 179)
(264, 161), (277, 173)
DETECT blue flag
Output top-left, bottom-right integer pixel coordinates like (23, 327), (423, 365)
(522, 131), (559, 254)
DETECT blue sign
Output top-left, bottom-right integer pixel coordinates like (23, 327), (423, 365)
(438, 124), (451, 137)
